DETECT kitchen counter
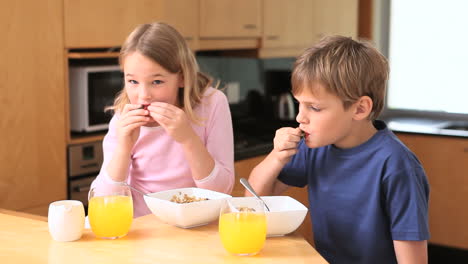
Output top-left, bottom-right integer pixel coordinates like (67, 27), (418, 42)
(233, 115), (468, 161)
(233, 117), (298, 161)
(385, 117), (468, 138)
(0, 209), (327, 263)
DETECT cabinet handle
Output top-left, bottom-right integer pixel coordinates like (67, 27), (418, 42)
(184, 37), (193, 41)
(73, 185), (91, 193)
(243, 24), (257, 29)
(266, 35), (279, 40)
(464, 147), (468, 153)
(80, 163), (99, 169)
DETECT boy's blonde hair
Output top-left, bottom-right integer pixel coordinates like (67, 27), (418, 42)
(111, 22), (214, 123)
(292, 35), (389, 120)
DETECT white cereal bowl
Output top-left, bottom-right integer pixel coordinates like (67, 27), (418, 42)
(230, 196), (308, 236)
(143, 187), (231, 228)
(262, 196), (308, 236)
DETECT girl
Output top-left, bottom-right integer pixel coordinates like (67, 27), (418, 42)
(91, 22), (235, 217)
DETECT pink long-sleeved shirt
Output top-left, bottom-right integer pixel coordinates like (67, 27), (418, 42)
(90, 88), (235, 217)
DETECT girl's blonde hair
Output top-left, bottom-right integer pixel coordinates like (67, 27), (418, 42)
(110, 22), (214, 123)
(292, 35), (389, 120)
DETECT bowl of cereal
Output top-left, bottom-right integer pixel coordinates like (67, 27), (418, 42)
(262, 196), (308, 236)
(226, 196), (308, 236)
(143, 187), (231, 228)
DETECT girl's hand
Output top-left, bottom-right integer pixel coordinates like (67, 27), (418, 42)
(116, 104), (151, 150)
(272, 127), (302, 164)
(147, 102), (196, 144)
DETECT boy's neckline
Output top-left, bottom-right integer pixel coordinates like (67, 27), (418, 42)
(330, 120), (386, 154)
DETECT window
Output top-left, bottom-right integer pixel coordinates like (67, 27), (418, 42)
(382, 0), (468, 118)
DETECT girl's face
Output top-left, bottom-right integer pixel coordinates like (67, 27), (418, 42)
(295, 82), (358, 149)
(123, 51), (183, 107)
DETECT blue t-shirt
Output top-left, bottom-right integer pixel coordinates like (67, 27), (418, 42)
(278, 120), (430, 264)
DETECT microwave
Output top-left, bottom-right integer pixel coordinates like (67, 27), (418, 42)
(69, 65), (123, 133)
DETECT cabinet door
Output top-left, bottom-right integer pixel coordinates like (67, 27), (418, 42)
(199, 0), (261, 38)
(157, 0), (199, 49)
(312, 0), (359, 41)
(0, 0), (67, 213)
(263, 0), (315, 49)
(260, 0), (358, 58)
(233, 156), (266, 197)
(65, 0), (153, 48)
(397, 133), (468, 248)
(65, 0), (198, 49)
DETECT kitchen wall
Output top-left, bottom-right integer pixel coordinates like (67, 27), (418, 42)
(197, 56), (295, 102)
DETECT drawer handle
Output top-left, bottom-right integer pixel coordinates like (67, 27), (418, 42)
(73, 185), (91, 193)
(266, 35), (279, 40)
(243, 24), (257, 29)
(80, 163), (99, 169)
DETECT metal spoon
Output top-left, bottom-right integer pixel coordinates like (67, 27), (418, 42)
(239, 178), (270, 212)
(125, 183), (148, 196)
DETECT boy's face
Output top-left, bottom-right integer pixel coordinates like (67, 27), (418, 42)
(294, 82), (357, 149)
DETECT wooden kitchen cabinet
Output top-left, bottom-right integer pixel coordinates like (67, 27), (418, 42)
(260, 0), (316, 57)
(232, 156), (267, 197)
(259, 0), (358, 58)
(0, 0), (67, 215)
(156, 0), (199, 49)
(396, 133), (468, 249)
(64, 0), (199, 49)
(233, 155), (314, 246)
(199, 0), (261, 50)
(312, 0), (359, 41)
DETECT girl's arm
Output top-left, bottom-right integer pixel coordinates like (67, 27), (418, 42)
(185, 90), (234, 193)
(149, 90), (234, 194)
(106, 105), (150, 182)
(393, 240), (428, 264)
(180, 130), (216, 181)
(90, 115), (132, 192)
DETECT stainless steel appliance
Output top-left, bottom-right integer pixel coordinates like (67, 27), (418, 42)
(278, 93), (295, 120)
(264, 70), (297, 121)
(67, 141), (103, 209)
(69, 65), (123, 133)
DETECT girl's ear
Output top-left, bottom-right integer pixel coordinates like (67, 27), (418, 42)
(178, 72), (184, 88)
(353, 96), (373, 121)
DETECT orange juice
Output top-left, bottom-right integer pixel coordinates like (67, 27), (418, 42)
(219, 212), (267, 255)
(88, 195), (133, 238)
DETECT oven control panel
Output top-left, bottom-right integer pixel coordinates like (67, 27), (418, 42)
(68, 141), (103, 178)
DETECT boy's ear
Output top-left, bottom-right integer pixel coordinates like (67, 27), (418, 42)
(352, 96), (373, 121)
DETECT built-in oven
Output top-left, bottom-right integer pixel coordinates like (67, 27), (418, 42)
(67, 141), (103, 212)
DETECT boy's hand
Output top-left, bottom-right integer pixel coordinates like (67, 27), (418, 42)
(272, 127), (302, 164)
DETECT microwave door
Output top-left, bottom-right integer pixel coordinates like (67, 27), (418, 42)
(87, 71), (123, 131)
(69, 65), (123, 133)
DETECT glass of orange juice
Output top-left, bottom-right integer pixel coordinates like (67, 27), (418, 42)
(219, 197), (267, 256)
(88, 183), (133, 239)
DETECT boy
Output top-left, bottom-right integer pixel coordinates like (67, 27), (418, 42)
(247, 36), (429, 263)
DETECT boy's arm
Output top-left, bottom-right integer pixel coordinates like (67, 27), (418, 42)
(247, 127), (302, 196)
(247, 152), (291, 196)
(393, 240), (428, 264)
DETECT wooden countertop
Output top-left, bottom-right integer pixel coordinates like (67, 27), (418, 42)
(0, 209), (327, 263)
